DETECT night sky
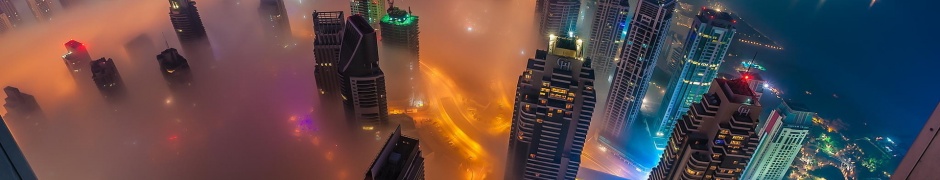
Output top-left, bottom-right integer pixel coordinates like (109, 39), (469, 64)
(721, 0), (940, 149)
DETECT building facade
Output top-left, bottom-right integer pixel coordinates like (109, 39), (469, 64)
(505, 35), (596, 180)
(59, 0), (84, 9)
(0, 116), (37, 180)
(365, 126), (425, 180)
(349, 0), (385, 28)
(537, 0), (580, 39)
(585, 0), (629, 81)
(379, 6), (422, 107)
(3, 86), (43, 119)
(892, 103), (940, 180)
(62, 40), (93, 83)
(258, 0), (292, 46)
(168, 0), (213, 61)
(649, 78), (761, 180)
(741, 101), (813, 179)
(339, 14), (388, 128)
(90, 58), (126, 101)
(0, 12), (12, 33)
(0, 0), (22, 28)
(27, 0), (52, 22)
(313, 11), (345, 104)
(602, 0), (675, 139)
(156, 48), (193, 91)
(655, 8), (736, 148)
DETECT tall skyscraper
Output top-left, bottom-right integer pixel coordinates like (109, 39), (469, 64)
(90, 58), (126, 101)
(258, 0), (292, 46)
(0, 0), (23, 28)
(62, 40), (93, 82)
(339, 14), (388, 128)
(26, 0), (52, 22)
(156, 48), (193, 91)
(505, 35), (596, 180)
(59, 0), (84, 9)
(536, 0), (580, 39)
(648, 78), (761, 180)
(379, 5), (421, 107)
(585, 0), (629, 80)
(349, 0), (385, 28)
(741, 101), (813, 179)
(0, 116), (38, 180)
(892, 103), (940, 180)
(313, 11), (345, 104)
(168, 0), (213, 61)
(655, 8), (736, 148)
(0, 12), (13, 33)
(3, 86), (43, 119)
(602, 0), (675, 139)
(365, 126), (425, 180)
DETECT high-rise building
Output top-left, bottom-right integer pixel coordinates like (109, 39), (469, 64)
(0, 116), (38, 180)
(258, 0), (292, 46)
(156, 48), (193, 91)
(379, 5), (422, 107)
(339, 14), (388, 127)
(27, 0), (52, 22)
(3, 86), (43, 119)
(0, 0), (23, 28)
(655, 8), (736, 148)
(168, 0), (213, 61)
(585, 0), (629, 80)
(313, 11), (345, 104)
(90, 58), (126, 101)
(0, 12), (13, 33)
(59, 0), (84, 9)
(505, 35), (596, 180)
(349, 0), (385, 28)
(123, 34), (160, 66)
(536, 0), (579, 39)
(892, 103), (940, 180)
(601, 0), (675, 139)
(365, 126), (424, 180)
(648, 78), (761, 180)
(62, 40), (93, 81)
(741, 100), (813, 179)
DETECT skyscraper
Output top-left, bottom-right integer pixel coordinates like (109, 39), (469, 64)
(59, 0), (84, 9)
(313, 11), (345, 104)
(90, 58), (126, 101)
(585, 0), (629, 80)
(0, 12), (13, 33)
(536, 0), (580, 39)
(655, 8), (736, 148)
(3, 86), (43, 119)
(339, 14), (388, 128)
(0, 0), (23, 28)
(892, 103), (940, 180)
(26, 0), (52, 22)
(379, 5), (421, 107)
(602, 0), (675, 139)
(62, 40), (93, 82)
(258, 0), (292, 46)
(156, 48), (193, 91)
(349, 0), (385, 28)
(0, 116), (38, 180)
(365, 126), (425, 180)
(505, 35), (596, 180)
(168, 0), (213, 61)
(648, 78), (761, 180)
(741, 100), (813, 179)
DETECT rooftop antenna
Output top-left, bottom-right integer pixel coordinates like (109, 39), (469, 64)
(387, 0), (394, 10)
(161, 32), (170, 49)
(408, 6), (412, 14)
(746, 52), (758, 73)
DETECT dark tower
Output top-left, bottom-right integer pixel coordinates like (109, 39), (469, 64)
(258, 0), (292, 46)
(379, 6), (422, 107)
(339, 14), (388, 128)
(0, 116), (38, 180)
(313, 11), (345, 104)
(90, 58), (126, 101)
(168, 0), (214, 61)
(365, 126), (425, 180)
(156, 48), (193, 91)
(3, 86), (43, 120)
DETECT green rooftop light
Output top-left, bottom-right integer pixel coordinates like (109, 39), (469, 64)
(381, 14), (416, 26)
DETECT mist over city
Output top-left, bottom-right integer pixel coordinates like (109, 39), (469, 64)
(0, 0), (937, 180)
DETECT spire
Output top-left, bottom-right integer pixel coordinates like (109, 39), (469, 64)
(747, 52), (758, 73)
(162, 32), (170, 49)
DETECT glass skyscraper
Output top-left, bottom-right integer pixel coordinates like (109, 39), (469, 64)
(742, 101), (814, 179)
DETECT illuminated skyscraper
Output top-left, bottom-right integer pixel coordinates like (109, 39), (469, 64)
(585, 0), (629, 80)
(655, 8), (736, 148)
(536, 0), (579, 38)
(648, 78), (761, 180)
(602, 0), (675, 139)
(168, 0), (213, 61)
(893, 103), (940, 180)
(505, 35), (596, 180)
(365, 126), (425, 180)
(379, 6), (421, 107)
(313, 11), (345, 104)
(339, 14), (388, 127)
(90, 58), (126, 101)
(27, 0), (52, 22)
(156, 48), (193, 91)
(3, 86), (43, 120)
(0, 116), (37, 180)
(258, 0), (292, 46)
(62, 40), (93, 81)
(0, 0), (22, 28)
(741, 101), (813, 180)
(349, 0), (385, 28)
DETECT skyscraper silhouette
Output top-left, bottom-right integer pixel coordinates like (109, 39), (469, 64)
(339, 14), (388, 128)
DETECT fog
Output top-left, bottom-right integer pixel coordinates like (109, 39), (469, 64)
(0, 0), (538, 179)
